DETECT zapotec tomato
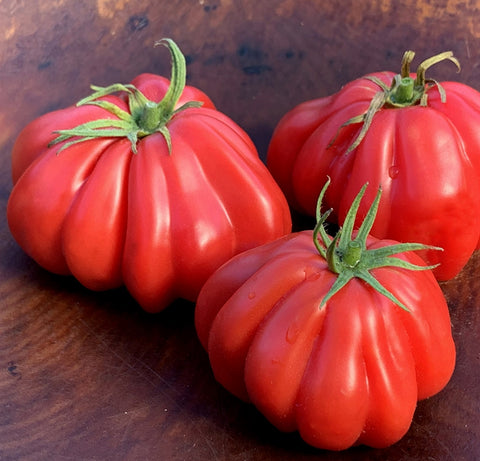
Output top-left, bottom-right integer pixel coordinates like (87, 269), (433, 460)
(267, 50), (480, 280)
(7, 39), (292, 312)
(195, 180), (455, 450)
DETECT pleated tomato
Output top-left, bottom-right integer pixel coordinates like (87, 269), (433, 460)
(195, 179), (455, 450)
(7, 39), (292, 312)
(267, 50), (480, 280)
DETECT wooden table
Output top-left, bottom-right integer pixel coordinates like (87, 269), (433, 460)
(1, 1), (479, 459)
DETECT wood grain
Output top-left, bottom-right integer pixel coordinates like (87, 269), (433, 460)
(1, 1), (480, 459)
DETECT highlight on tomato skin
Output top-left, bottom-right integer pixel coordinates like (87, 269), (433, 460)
(6, 38), (292, 313)
(266, 49), (480, 282)
(194, 180), (455, 451)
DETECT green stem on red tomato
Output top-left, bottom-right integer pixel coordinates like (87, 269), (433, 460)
(332, 50), (461, 154)
(48, 38), (202, 154)
(313, 178), (443, 311)
(388, 76), (415, 105)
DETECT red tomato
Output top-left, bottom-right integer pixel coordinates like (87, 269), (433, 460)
(195, 181), (455, 450)
(7, 39), (292, 312)
(267, 50), (480, 280)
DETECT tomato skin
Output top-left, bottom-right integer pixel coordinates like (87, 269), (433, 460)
(7, 74), (292, 312)
(266, 72), (480, 280)
(195, 231), (455, 450)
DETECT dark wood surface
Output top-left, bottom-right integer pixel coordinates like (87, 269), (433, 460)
(1, 1), (480, 459)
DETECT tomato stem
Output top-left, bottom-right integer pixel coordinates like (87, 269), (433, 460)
(48, 38), (202, 154)
(329, 50), (461, 154)
(388, 76), (415, 105)
(313, 178), (443, 311)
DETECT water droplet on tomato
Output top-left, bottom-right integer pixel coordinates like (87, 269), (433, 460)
(304, 267), (321, 281)
(389, 166), (400, 179)
(248, 292), (256, 300)
(286, 325), (300, 344)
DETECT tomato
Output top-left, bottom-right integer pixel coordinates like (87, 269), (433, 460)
(195, 180), (455, 450)
(266, 50), (480, 280)
(7, 39), (292, 312)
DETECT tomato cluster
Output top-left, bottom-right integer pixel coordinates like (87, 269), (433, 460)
(9, 41), (477, 450)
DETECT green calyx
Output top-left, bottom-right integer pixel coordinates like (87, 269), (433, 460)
(313, 178), (443, 311)
(332, 50), (460, 154)
(49, 38), (202, 154)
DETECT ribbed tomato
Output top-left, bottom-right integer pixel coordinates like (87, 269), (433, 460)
(195, 180), (455, 450)
(7, 39), (292, 312)
(267, 50), (480, 280)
